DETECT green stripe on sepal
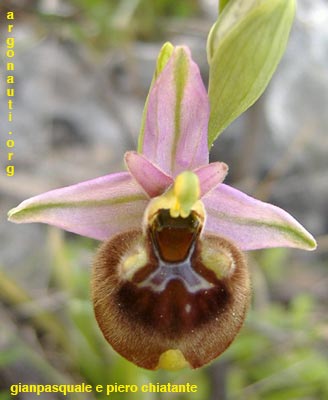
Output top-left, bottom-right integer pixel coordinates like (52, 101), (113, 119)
(138, 42), (174, 153)
(206, 208), (317, 251)
(7, 193), (146, 222)
(172, 48), (189, 173)
(207, 0), (296, 147)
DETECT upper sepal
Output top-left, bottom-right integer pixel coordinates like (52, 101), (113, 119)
(141, 46), (209, 176)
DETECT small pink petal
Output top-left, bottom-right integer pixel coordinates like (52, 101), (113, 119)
(203, 184), (317, 251)
(194, 162), (228, 197)
(8, 172), (148, 241)
(125, 151), (173, 197)
(142, 46), (209, 177)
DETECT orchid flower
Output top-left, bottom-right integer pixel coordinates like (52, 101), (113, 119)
(8, 23), (316, 370)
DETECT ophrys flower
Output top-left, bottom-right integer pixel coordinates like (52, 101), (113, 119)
(8, 45), (316, 370)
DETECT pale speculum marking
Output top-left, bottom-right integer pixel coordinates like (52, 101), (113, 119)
(138, 238), (213, 293)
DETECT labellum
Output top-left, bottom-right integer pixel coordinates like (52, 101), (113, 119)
(92, 173), (250, 370)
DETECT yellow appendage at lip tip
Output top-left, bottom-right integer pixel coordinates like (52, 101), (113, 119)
(157, 349), (190, 371)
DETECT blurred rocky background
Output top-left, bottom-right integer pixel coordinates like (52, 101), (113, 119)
(0, 0), (327, 399)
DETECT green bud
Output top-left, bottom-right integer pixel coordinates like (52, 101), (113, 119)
(207, 0), (296, 147)
(219, 0), (231, 13)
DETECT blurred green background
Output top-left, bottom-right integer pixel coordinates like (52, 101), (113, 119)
(0, 0), (327, 399)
